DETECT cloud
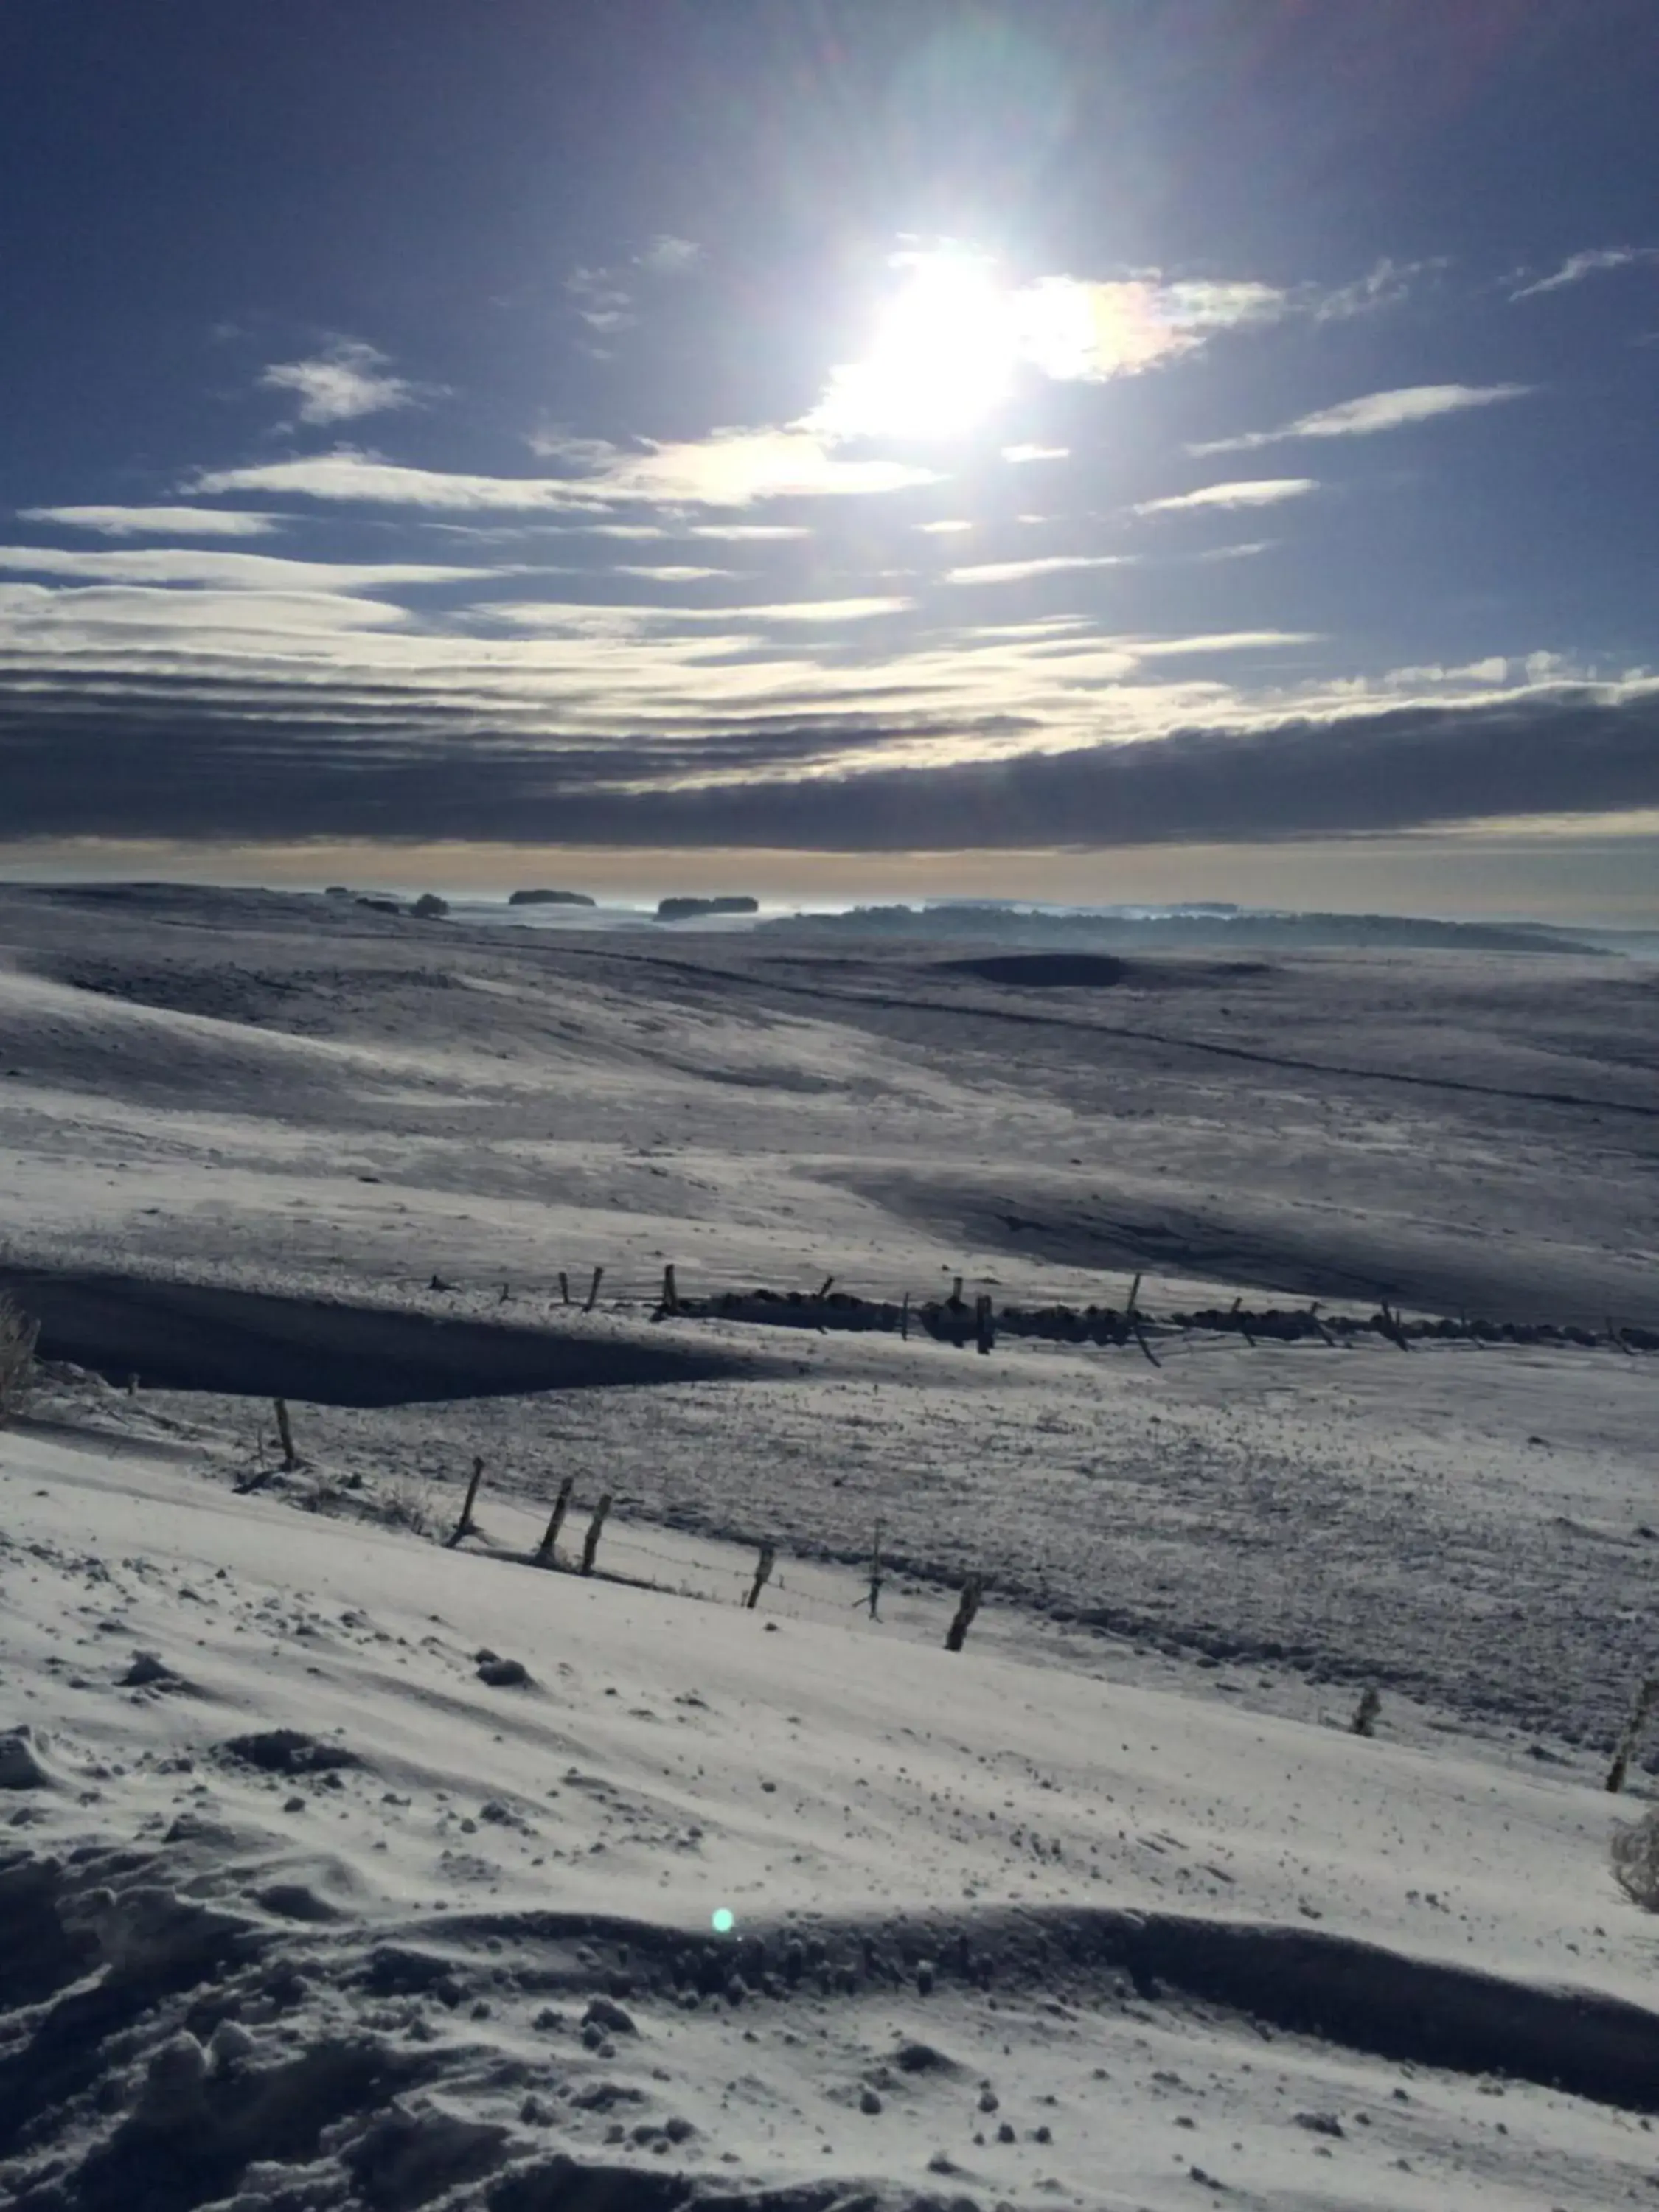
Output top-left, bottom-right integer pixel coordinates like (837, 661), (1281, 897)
(1511, 247), (1659, 300)
(1190, 540), (1274, 563)
(689, 524), (813, 541)
(1085, 274), (1279, 371)
(943, 555), (1134, 585)
(1017, 274), (1287, 383)
(1133, 479), (1316, 517)
(565, 237), (701, 343)
(0, 579), (420, 640)
(1190, 383), (1531, 456)
(1130, 631), (1318, 657)
(260, 340), (428, 425)
(1003, 445), (1069, 464)
(195, 431), (942, 512)
(610, 564), (734, 581)
(2, 634), (1652, 850)
(18, 504), (284, 539)
(716, 597), (912, 625)
(1311, 257), (1447, 321)
(636, 234), (700, 275)
(0, 546), (484, 591)
(566, 265), (635, 335)
(491, 595), (915, 630)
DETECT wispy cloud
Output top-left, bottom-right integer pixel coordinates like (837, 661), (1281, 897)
(943, 555), (1134, 586)
(1190, 383), (1531, 456)
(260, 339), (430, 425)
(566, 265), (636, 335)
(1133, 479), (1317, 517)
(689, 524), (812, 541)
(195, 431), (942, 511)
(1130, 630), (1318, 658)
(636, 234), (700, 276)
(1310, 257), (1447, 321)
(0, 545), (484, 591)
(566, 236), (702, 344)
(1019, 274), (1287, 383)
(482, 593), (913, 630)
(610, 564), (732, 582)
(18, 504), (284, 539)
(1511, 246), (1659, 300)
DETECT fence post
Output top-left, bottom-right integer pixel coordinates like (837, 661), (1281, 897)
(558, 1270), (570, 1306)
(583, 1265), (604, 1312)
(1127, 1272), (1143, 1315)
(535, 1474), (575, 1565)
(975, 1294), (994, 1356)
(446, 1455), (487, 1548)
(745, 1543), (776, 1610)
(900, 1292), (910, 1341)
(662, 1265), (679, 1314)
(1607, 1677), (1659, 1792)
(273, 1398), (299, 1470)
(868, 1520), (884, 1621)
(945, 1574), (983, 1653)
(580, 1493), (613, 1576)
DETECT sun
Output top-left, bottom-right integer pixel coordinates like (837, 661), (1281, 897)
(807, 250), (1018, 442)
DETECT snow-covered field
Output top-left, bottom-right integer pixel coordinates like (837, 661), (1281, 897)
(2, 881), (1657, 2209)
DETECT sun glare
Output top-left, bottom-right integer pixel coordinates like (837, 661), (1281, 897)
(807, 251), (1018, 441)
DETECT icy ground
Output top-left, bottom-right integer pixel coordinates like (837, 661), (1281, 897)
(1, 881), (1658, 2206)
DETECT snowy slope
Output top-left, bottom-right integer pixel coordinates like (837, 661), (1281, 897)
(4, 1419), (1658, 2211)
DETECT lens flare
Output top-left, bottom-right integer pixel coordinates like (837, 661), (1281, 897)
(711, 1907), (736, 1934)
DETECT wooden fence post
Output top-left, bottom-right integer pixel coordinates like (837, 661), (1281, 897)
(274, 1398), (298, 1470)
(1607, 1677), (1659, 1792)
(815, 1274), (835, 1301)
(558, 1270), (571, 1305)
(945, 1574), (983, 1653)
(900, 1292), (910, 1341)
(868, 1520), (884, 1621)
(446, 1455), (486, 1548)
(1377, 1298), (1411, 1352)
(745, 1543), (776, 1610)
(535, 1474), (575, 1566)
(975, 1294), (994, 1356)
(1229, 1295), (1257, 1349)
(583, 1265), (604, 1312)
(1127, 1272), (1143, 1315)
(580, 1493), (613, 1576)
(662, 1265), (679, 1313)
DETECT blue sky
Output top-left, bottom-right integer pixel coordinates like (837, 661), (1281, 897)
(1, 0), (1656, 917)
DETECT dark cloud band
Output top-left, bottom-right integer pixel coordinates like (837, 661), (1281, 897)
(2, 665), (1654, 849)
